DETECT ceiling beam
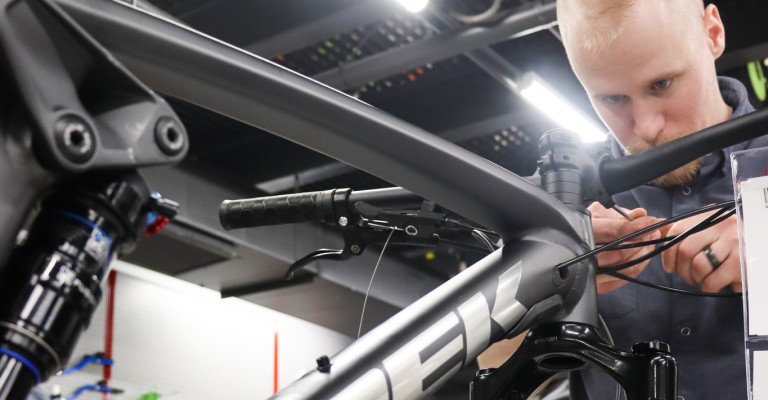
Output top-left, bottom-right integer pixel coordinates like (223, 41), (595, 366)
(312, 0), (557, 91)
(242, 0), (395, 58)
(255, 162), (355, 194)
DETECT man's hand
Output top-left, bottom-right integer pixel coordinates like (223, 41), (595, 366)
(661, 210), (741, 293)
(589, 202), (664, 294)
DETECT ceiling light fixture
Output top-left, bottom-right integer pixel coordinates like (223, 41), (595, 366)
(516, 73), (607, 143)
(396, 0), (429, 13)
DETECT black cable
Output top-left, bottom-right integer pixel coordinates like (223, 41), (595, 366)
(600, 207), (739, 297)
(601, 206), (734, 274)
(610, 208), (736, 249)
(556, 201), (734, 271)
(555, 201), (740, 298)
(604, 271), (741, 298)
(471, 229), (497, 252)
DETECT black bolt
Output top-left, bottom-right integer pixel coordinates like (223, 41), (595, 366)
(54, 115), (95, 164)
(476, 368), (496, 377)
(155, 117), (185, 156)
(316, 355), (332, 373)
(632, 340), (671, 354)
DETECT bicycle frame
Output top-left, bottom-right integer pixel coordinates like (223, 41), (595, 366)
(0, 2), (589, 398)
(4, 0), (767, 399)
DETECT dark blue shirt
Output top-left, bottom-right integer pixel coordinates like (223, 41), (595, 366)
(571, 77), (762, 400)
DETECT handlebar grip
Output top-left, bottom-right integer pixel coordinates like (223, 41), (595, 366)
(219, 189), (346, 230)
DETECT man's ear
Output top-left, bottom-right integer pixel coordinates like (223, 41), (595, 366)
(703, 4), (726, 59)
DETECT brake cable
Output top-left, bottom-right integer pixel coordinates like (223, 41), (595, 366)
(555, 201), (740, 297)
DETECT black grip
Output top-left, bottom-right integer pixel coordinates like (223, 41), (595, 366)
(219, 189), (345, 230)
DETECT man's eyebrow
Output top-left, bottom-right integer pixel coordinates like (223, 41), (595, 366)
(590, 91), (622, 100)
(590, 69), (686, 99)
(645, 69), (684, 85)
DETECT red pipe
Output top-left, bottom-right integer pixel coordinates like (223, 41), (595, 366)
(103, 270), (117, 400)
(273, 332), (279, 394)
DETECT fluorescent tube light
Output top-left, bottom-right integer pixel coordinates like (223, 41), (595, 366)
(518, 73), (607, 143)
(396, 0), (429, 13)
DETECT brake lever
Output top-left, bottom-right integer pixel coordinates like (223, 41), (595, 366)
(284, 224), (396, 280)
(285, 249), (350, 280)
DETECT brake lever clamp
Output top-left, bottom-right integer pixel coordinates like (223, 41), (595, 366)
(284, 201), (451, 280)
(354, 201), (449, 239)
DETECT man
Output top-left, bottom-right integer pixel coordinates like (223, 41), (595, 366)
(557, 0), (762, 398)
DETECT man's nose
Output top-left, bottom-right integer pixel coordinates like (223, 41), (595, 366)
(631, 101), (664, 143)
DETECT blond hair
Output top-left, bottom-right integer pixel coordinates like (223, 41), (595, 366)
(556, 0), (705, 55)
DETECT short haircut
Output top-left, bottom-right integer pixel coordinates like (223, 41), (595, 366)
(556, 0), (706, 55)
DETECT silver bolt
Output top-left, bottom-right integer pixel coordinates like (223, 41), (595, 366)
(338, 216), (348, 227)
(350, 245), (361, 254)
(405, 225), (418, 236)
(54, 116), (95, 164)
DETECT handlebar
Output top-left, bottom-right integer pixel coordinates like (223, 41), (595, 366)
(219, 187), (424, 230)
(219, 189), (343, 230)
(600, 107), (768, 194)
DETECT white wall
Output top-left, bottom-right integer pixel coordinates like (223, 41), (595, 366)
(41, 261), (352, 400)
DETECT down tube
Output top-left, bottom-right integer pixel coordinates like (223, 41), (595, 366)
(271, 230), (589, 400)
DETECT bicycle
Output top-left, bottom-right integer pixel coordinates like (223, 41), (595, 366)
(1, 0), (766, 399)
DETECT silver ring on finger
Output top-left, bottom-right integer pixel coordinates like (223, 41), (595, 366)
(702, 245), (722, 269)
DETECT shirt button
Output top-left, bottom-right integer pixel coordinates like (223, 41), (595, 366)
(680, 327), (692, 336)
(681, 185), (692, 196)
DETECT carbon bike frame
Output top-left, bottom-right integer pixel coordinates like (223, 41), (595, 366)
(44, 2), (601, 398)
(3, 0), (767, 398)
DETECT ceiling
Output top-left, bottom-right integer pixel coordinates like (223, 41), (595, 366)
(143, 0), (768, 195)
(113, 0), (768, 341)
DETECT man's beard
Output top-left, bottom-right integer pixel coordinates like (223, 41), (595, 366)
(624, 138), (704, 188)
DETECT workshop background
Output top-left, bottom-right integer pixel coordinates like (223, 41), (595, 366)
(45, 0), (768, 398)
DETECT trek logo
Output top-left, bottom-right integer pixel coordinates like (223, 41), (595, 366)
(332, 261), (525, 400)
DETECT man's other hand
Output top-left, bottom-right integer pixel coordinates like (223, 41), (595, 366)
(661, 210), (741, 293)
(589, 202), (664, 294)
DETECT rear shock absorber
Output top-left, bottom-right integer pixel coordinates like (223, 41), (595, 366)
(0, 172), (151, 400)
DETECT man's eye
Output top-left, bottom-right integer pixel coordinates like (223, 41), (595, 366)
(652, 79), (672, 90)
(604, 95), (626, 104)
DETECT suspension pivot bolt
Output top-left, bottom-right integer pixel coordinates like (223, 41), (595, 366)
(54, 115), (95, 164)
(155, 117), (185, 156)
